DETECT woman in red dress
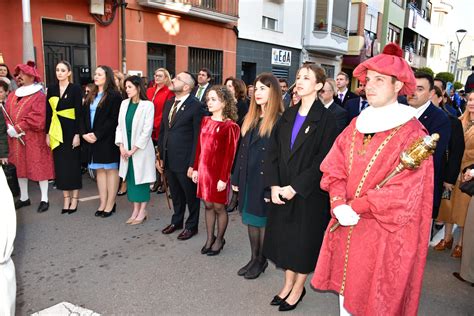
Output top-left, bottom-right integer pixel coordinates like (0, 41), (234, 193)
(192, 86), (240, 256)
(146, 68), (174, 193)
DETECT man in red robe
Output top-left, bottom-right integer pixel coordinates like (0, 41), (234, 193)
(311, 43), (434, 315)
(5, 61), (54, 212)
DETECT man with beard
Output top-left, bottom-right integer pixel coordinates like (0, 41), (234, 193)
(345, 82), (368, 122)
(157, 72), (203, 240)
(4, 61), (54, 212)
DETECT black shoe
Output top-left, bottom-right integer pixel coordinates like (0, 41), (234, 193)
(278, 287), (306, 312)
(101, 203), (116, 217)
(15, 199), (31, 210)
(68, 198), (79, 214)
(117, 190), (127, 196)
(95, 210), (104, 217)
(244, 259), (268, 279)
(156, 186), (166, 194)
(37, 201), (49, 213)
(61, 208), (69, 214)
(200, 236), (216, 254)
(237, 259), (255, 276)
(207, 239), (225, 256)
(270, 292), (291, 306)
(226, 190), (238, 212)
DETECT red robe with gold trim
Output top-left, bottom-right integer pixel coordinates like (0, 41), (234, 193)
(5, 89), (54, 181)
(311, 118), (433, 316)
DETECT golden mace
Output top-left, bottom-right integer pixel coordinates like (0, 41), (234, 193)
(329, 133), (439, 233)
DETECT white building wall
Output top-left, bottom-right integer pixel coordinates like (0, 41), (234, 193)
(238, 0), (304, 49)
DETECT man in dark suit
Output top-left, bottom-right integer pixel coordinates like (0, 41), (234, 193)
(319, 78), (348, 134)
(279, 78), (292, 109)
(334, 71), (358, 107)
(191, 68), (212, 103)
(345, 82), (369, 123)
(408, 72), (451, 220)
(157, 71), (203, 240)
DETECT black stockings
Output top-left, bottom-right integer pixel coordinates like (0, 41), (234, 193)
(204, 201), (228, 250)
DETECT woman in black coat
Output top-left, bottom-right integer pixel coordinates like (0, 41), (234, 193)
(81, 65), (122, 217)
(231, 73), (283, 280)
(263, 64), (338, 311)
(46, 61), (83, 214)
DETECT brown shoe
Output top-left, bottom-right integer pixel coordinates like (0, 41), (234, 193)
(177, 228), (198, 240)
(451, 245), (462, 258)
(434, 238), (453, 251)
(162, 224), (182, 235)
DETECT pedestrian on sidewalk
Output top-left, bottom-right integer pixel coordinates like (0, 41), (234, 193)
(115, 75), (155, 225)
(192, 85), (240, 256)
(231, 73), (283, 279)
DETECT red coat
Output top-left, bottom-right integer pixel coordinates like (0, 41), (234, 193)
(5, 90), (54, 181)
(311, 118), (433, 316)
(146, 85), (174, 140)
(194, 117), (240, 204)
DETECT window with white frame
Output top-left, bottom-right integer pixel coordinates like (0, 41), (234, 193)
(262, 16), (278, 31)
(262, 0), (283, 32)
(364, 7), (378, 34)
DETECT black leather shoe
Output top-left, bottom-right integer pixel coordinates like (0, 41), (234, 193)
(61, 208), (69, 214)
(95, 210), (104, 217)
(101, 203), (116, 217)
(37, 201), (49, 213)
(177, 228), (198, 240)
(270, 292), (291, 306)
(207, 239), (225, 256)
(200, 236), (216, 254)
(226, 190), (238, 212)
(244, 260), (268, 279)
(15, 199), (31, 210)
(278, 287), (306, 312)
(237, 259), (255, 276)
(68, 197), (79, 214)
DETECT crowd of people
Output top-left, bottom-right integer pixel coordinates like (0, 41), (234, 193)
(1, 42), (474, 315)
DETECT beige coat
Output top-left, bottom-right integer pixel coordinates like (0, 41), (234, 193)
(115, 99), (156, 185)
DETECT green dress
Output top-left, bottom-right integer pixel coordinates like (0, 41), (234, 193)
(126, 102), (150, 202)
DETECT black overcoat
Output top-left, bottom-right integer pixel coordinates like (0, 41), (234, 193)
(262, 99), (338, 273)
(231, 121), (274, 217)
(80, 90), (122, 164)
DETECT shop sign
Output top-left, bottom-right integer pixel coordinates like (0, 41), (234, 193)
(272, 48), (291, 66)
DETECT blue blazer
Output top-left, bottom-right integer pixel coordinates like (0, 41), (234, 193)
(418, 103), (451, 218)
(345, 97), (364, 123)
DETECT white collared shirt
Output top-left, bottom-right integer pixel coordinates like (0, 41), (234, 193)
(412, 100), (431, 119)
(338, 88), (348, 101)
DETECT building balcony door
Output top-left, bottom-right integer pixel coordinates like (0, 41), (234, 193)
(43, 20), (92, 86)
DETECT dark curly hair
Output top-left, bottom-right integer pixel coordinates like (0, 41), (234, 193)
(207, 85), (238, 122)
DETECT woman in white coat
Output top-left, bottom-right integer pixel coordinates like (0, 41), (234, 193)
(115, 76), (156, 225)
(0, 168), (16, 316)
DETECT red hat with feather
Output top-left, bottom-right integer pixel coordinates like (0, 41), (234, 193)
(14, 60), (41, 83)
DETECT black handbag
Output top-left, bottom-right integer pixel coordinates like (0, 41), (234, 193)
(2, 163), (20, 197)
(459, 164), (474, 196)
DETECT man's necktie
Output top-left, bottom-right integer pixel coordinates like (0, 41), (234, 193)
(169, 99), (180, 127)
(339, 93), (344, 103)
(196, 86), (204, 100)
(360, 100), (368, 112)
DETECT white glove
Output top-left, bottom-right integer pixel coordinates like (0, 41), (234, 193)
(7, 124), (19, 138)
(333, 204), (360, 226)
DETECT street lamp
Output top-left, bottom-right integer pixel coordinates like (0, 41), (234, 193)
(453, 29), (467, 81)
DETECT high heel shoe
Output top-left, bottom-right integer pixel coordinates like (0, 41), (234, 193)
(434, 238), (453, 251)
(95, 209), (104, 217)
(278, 287), (306, 312)
(451, 245), (462, 258)
(207, 238), (225, 256)
(61, 195), (71, 214)
(130, 215), (147, 225)
(226, 190), (238, 213)
(68, 197), (79, 214)
(244, 259), (268, 279)
(270, 291), (291, 306)
(201, 235), (216, 254)
(126, 216), (137, 224)
(101, 203), (116, 218)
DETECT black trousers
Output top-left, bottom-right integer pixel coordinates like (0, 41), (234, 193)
(165, 169), (200, 230)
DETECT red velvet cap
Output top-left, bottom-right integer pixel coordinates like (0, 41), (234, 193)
(14, 60), (41, 83)
(353, 43), (415, 96)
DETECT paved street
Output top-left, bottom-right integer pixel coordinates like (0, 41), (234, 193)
(12, 176), (474, 315)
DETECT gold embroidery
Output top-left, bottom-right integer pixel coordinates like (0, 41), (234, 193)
(357, 134), (372, 156)
(339, 124), (404, 296)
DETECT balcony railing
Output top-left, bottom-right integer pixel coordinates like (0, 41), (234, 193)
(138, 0), (239, 23)
(331, 24), (348, 37)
